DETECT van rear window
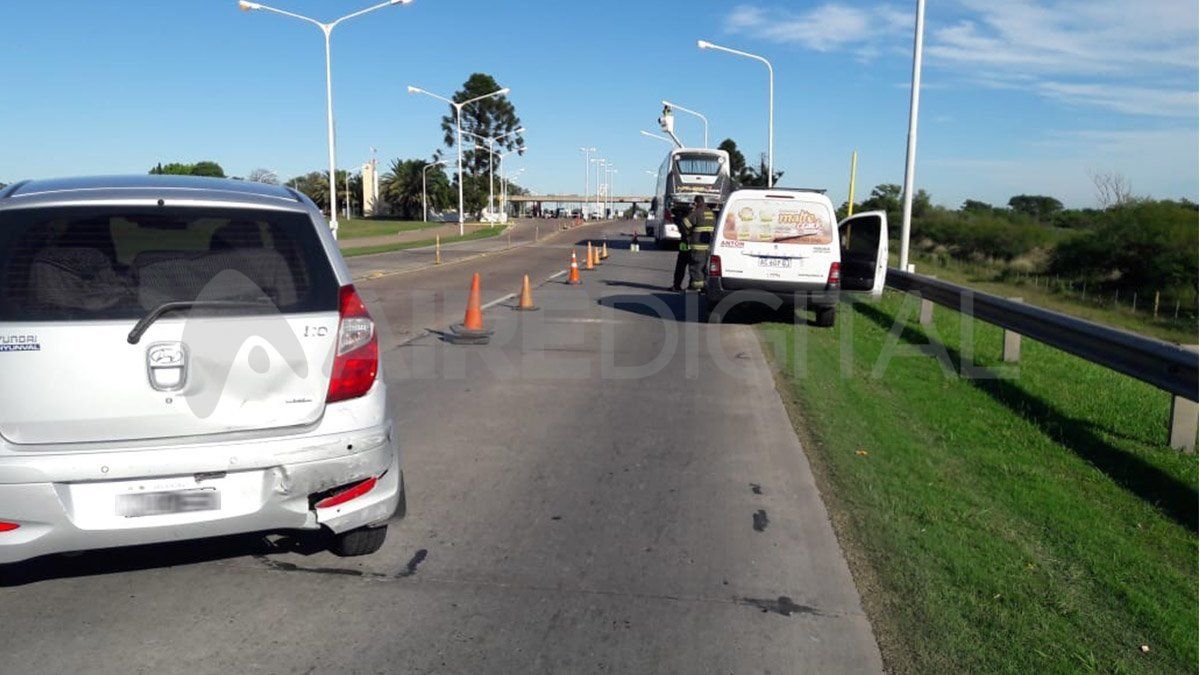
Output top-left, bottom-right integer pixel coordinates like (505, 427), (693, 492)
(0, 206), (338, 321)
(720, 198), (833, 245)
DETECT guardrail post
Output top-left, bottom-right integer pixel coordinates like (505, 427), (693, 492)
(1002, 298), (1023, 363)
(919, 275), (936, 326)
(1169, 345), (1198, 453)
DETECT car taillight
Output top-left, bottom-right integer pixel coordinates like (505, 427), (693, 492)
(708, 254), (722, 277)
(327, 285), (378, 403)
(314, 476), (378, 509)
(827, 262), (841, 286)
(0, 521), (18, 533)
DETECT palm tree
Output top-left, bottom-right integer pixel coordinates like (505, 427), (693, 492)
(382, 159), (451, 219)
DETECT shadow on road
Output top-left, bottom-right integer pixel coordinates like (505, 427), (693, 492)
(854, 301), (1198, 532)
(0, 530), (330, 587)
(599, 291), (819, 326)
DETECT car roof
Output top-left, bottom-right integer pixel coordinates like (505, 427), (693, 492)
(0, 175), (309, 212)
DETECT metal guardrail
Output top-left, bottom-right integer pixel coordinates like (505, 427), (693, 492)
(886, 269), (1199, 401)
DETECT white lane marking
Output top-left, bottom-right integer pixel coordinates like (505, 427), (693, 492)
(481, 293), (517, 310)
(546, 270), (567, 281)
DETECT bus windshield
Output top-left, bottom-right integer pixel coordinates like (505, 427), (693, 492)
(675, 154), (721, 176)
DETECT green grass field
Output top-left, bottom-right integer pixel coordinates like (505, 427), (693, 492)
(904, 251), (1197, 345)
(760, 292), (1197, 673)
(337, 219), (444, 240)
(341, 226), (501, 257)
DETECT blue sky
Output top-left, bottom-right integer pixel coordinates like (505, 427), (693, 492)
(2, 0), (1196, 208)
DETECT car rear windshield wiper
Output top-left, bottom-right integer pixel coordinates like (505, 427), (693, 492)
(127, 300), (275, 344)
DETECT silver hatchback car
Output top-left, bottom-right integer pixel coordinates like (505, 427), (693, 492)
(0, 175), (402, 564)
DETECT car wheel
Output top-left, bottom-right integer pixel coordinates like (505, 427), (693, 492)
(814, 306), (837, 328)
(330, 525), (388, 557)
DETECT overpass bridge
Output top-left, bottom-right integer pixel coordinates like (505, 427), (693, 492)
(510, 194), (652, 205)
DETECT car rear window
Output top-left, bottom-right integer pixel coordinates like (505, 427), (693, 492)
(0, 206), (339, 321)
(720, 197), (833, 245)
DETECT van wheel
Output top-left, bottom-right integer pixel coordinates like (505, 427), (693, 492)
(330, 525), (388, 557)
(814, 306), (837, 328)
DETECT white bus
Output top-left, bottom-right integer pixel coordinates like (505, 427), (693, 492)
(645, 147), (732, 246)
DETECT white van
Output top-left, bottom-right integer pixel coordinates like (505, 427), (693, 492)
(704, 188), (887, 326)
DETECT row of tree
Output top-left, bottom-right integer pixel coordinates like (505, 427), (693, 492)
(142, 74), (528, 220)
(841, 180), (1197, 298)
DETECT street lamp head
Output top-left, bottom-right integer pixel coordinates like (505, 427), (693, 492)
(496, 88), (511, 96)
(389, 0), (412, 4)
(238, 1), (261, 10)
(406, 85), (421, 94)
(697, 39), (712, 50)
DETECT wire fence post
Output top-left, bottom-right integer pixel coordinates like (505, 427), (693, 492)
(1153, 291), (1160, 319)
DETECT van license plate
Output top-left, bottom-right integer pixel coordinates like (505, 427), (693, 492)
(758, 257), (792, 269)
(117, 489), (220, 518)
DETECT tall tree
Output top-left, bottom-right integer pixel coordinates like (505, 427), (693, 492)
(288, 171), (329, 211)
(439, 73), (522, 177)
(741, 152), (784, 188)
(717, 138), (748, 186)
(1007, 194), (1063, 223)
(961, 199), (994, 213)
(149, 161), (226, 178)
(247, 168), (279, 185)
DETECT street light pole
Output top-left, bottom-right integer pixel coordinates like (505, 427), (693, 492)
(697, 39), (773, 187)
(661, 100), (709, 148)
(607, 168), (617, 219)
(463, 127), (524, 221)
(422, 160), (445, 223)
(408, 85), (510, 235)
(494, 146), (526, 221)
(591, 158), (606, 218)
(580, 147), (596, 218)
(639, 130), (675, 146)
(238, 0), (411, 238)
(898, 0), (926, 271)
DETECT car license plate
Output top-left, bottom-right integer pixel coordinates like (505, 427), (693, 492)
(758, 256), (792, 269)
(116, 488), (221, 518)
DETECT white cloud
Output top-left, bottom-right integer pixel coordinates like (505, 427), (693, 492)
(723, 1), (1198, 117)
(723, 3), (910, 56)
(1035, 82), (1197, 117)
(928, 0), (1197, 76)
(925, 0), (1196, 117)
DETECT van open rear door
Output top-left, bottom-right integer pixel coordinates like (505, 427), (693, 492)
(837, 211), (888, 297)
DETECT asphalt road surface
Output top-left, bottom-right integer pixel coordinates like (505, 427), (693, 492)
(0, 220), (883, 674)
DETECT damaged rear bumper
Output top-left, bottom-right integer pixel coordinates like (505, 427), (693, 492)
(0, 422), (400, 565)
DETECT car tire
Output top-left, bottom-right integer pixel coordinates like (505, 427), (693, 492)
(330, 525), (388, 557)
(814, 306), (837, 328)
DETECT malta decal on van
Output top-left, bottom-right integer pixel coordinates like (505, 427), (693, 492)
(0, 334), (40, 352)
(723, 200), (833, 245)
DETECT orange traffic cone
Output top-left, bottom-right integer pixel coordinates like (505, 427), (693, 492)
(585, 242), (595, 271)
(567, 249), (582, 285)
(592, 241), (603, 266)
(515, 274), (539, 311)
(450, 272), (492, 344)
(601, 240), (610, 260)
